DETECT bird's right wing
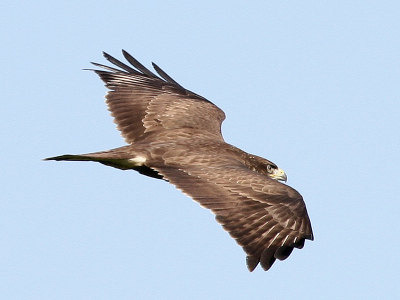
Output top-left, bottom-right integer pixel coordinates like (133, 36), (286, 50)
(146, 147), (313, 271)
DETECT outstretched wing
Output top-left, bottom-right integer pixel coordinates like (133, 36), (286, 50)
(91, 50), (226, 144)
(147, 146), (313, 271)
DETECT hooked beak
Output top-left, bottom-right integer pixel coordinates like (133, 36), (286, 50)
(270, 168), (287, 182)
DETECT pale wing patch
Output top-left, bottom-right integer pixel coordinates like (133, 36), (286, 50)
(128, 156), (147, 166)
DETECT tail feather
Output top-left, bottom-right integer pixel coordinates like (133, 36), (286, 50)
(44, 153), (133, 170)
(44, 154), (99, 162)
(44, 149), (136, 170)
(44, 149), (163, 180)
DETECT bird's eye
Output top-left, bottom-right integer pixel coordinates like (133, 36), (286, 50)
(266, 165), (273, 173)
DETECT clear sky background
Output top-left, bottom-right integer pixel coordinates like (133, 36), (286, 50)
(1, 1), (399, 299)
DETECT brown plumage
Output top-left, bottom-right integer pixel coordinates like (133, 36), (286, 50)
(45, 50), (313, 271)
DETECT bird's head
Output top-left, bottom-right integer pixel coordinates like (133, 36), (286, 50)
(266, 165), (287, 182)
(246, 154), (287, 182)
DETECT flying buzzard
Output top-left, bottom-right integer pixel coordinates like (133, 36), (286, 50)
(45, 50), (313, 271)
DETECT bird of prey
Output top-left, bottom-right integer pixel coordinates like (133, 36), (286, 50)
(45, 50), (313, 271)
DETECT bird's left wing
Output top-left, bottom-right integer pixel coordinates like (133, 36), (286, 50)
(90, 51), (226, 144)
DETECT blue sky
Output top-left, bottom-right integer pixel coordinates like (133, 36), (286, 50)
(1, 1), (399, 299)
